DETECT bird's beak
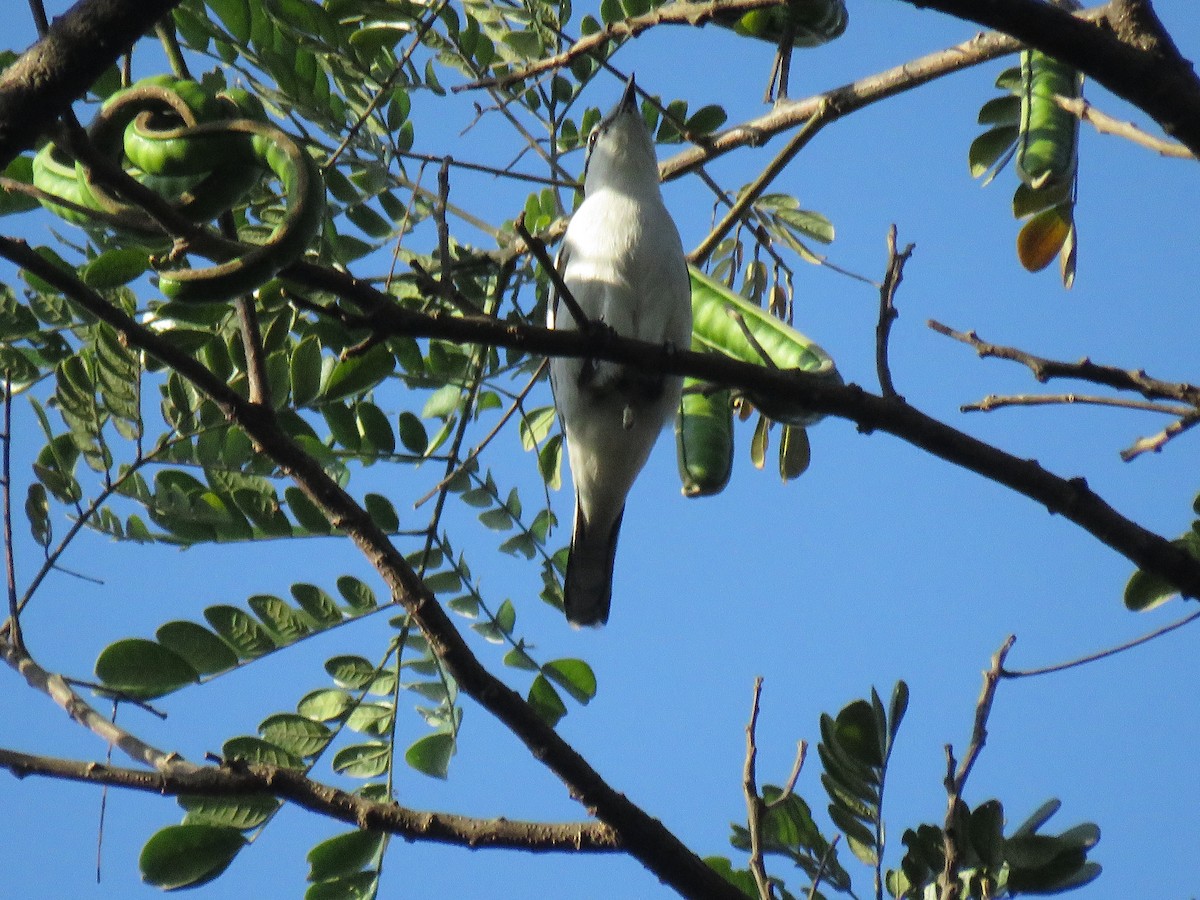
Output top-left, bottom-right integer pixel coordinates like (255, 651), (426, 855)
(619, 74), (638, 113)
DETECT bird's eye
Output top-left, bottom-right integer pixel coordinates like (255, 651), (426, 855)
(586, 128), (599, 152)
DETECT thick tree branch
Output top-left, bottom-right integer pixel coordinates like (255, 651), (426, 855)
(897, 0), (1200, 158)
(0, 747), (621, 852)
(0, 0), (183, 171)
(0, 235), (746, 900)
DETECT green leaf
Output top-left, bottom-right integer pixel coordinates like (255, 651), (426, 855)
(320, 345), (395, 403)
(24, 483), (50, 547)
(222, 735), (304, 768)
(248, 594), (311, 643)
(969, 126), (1018, 179)
(834, 699), (883, 768)
(290, 336), (323, 407)
(94, 638), (199, 700)
(544, 658), (597, 704)
(305, 871), (380, 900)
(404, 731), (455, 779)
(292, 582), (342, 625)
(204, 605), (278, 658)
(326, 655), (378, 689)
(79, 248), (150, 289)
(155, 621), (238, 676)
(527, 674), (566, 727)
(259, 713), (332, 757)
(307, 829), (385, 882)
(519, 405), (558, 450)
(139, 824), (246, 890)
(297, 688), (354, 722)
(686, 104), (727, 135)
(396, 411), (428, 453)
(337, 575), (377, 612)
(178, 794), (279, 829)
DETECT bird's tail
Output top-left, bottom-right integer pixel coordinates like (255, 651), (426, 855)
(563, 502), (624, 627)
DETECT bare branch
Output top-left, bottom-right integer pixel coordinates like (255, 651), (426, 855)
(963, 393), (1191, 416)
(0, 747), (622, 852)
(928, 319), (1200, 406)
(940, 636), (1017, 899)
(1002, 609), (1200, 678)
(1121, 413), (1200, 461)
(876, 226), (914, 400)
(1055, 94), (1193, 159)
(743, 677), (773, 900)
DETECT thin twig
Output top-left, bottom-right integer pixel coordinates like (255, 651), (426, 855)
(436, 156), (454, 307)
(876, 226), (913, 399)
(928, 319), (1200, 406)
(414, 360), (547, 509)
(963, 393), (1191, 416)
(940, 636), (1017, 898)
(1003, 609), (1200, 678)
(514, 212), (589, 331)
(766, 740), (807, 809)
(806, 833), (840, 900)
(690, 102), (830, 266)
(1, 373), (20, 650)
(1055, 93), (1193, 159)
(743, 677), (774, 900)
(1121, 414), (1200, 461)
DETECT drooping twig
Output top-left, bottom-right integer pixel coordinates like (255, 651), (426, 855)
(743, 677), (774, 900)
(1001, 608), (1200, 678)
(940, 635), (1017, 899)
(766, 740), (807, 809)
(876, 226), (913, 399)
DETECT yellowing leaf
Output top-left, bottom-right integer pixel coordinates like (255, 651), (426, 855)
(1016, 205), (1071, 273)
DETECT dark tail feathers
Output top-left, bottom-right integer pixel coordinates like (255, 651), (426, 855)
(563, 504), (624, 627)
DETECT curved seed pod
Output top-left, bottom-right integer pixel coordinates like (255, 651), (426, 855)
(1016, 48), (1082, 191)
(157, 122), (325, 303)
(688, 266), (841, 427)
(675, 380), (734, 497)
(31, 143), (96, 226)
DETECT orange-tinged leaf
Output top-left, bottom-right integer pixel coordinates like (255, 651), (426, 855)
(1016, 205), (1071, 273)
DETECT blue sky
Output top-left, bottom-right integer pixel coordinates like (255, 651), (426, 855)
(3, 1), (1200, 897)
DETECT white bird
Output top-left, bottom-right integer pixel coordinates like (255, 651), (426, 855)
(547, 75), (693, 627)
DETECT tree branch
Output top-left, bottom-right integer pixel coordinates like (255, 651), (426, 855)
(0, 0), (183, 170)
(0, 747), (622, 852)
(0, 235), (748, 900)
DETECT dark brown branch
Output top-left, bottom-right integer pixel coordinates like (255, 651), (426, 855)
(0, 747), (621, 852)
(896, 0), (1200, 158)
(0, 235), (747, 900)
(0, 0), (183, 171)
(876, 226), (913, 400)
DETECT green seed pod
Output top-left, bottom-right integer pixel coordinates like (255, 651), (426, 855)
(1016, 49), (1082, 191)
(675, 380), (734, 497)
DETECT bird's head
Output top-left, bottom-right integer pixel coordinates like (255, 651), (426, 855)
(582, 75), (660, 195)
